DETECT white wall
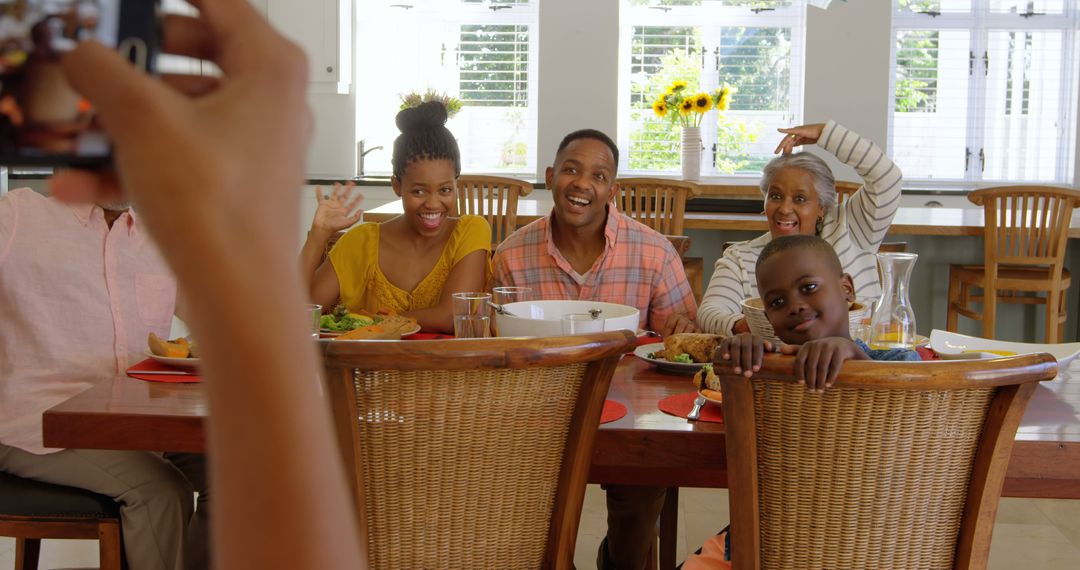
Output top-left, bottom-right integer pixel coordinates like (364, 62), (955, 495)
(803, 1), (893, 181)
(536, 0), (621, 179)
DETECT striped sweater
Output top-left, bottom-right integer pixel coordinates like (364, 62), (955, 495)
(696, 121), (904, 335)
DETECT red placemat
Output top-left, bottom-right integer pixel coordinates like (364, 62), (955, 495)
(127, 359), (202, 383)
(915, 346), (939, 360)
(600, 400), (627, 424)
(658, 391), (723, 423)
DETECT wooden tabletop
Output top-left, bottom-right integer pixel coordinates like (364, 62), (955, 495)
(42, 353), (1080, 498)
(364, 200), (1080, 238)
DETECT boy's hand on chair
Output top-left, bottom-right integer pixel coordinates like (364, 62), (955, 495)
(790, 337), (868, 392)
(716, 333), (781, 377)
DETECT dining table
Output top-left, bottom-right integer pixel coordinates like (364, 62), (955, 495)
(42, 352), (1080, 498)
(41, 346), (1080, 570)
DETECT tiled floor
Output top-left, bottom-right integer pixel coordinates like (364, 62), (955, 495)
(2, 487), (1078, 568)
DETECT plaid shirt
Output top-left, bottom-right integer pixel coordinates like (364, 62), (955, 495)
(492, 205), (697, 331)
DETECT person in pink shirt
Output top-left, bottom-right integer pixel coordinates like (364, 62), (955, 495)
(0, 187), (207, 570)
(492, 129), (697, 570)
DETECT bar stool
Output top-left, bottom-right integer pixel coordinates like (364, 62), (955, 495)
(0, 471), (123, 570)
(946, 186), (1080, 343)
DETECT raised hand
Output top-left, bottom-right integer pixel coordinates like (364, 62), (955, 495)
(773, 123), (827, 155)
(312, 182), (364, 235)
(715, 333), (781, 377)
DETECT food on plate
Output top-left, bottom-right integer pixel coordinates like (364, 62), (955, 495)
(319, 305), (376, 332)
(334, 315), (419, 341)
(692, 364), (722, 402)
(652, 333), (724, 363)
(148, 332), (193, 358)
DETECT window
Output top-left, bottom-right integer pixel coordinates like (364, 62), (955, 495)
(890, 1), (1079, 184)
(355, 0), (538, 175)
(619, 0), (805, 176)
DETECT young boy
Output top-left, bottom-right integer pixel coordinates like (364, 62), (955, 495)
(683, 235), (919, 570)
(716, 234), (919, 392)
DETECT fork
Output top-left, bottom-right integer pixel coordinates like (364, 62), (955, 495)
(687, 395), (707, 421)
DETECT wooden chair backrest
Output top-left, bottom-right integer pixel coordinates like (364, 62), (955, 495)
(456, 175), (534, 244)
(665, 235), (691, 258)
(614, 178), (702, 235)
(969, 186), (1080, 272)
(719, 353), (1057, 570)
(834, 180), (861, 206)
(321, 331), (636, 570)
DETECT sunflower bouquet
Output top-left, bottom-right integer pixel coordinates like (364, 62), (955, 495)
(651, 80), (733, 128)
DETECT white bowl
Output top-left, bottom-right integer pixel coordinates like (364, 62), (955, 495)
(495, 300), (640, 338)
(740, 297), (871, 343)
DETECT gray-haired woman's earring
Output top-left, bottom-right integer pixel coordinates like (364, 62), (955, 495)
(815, 217), (824, 235)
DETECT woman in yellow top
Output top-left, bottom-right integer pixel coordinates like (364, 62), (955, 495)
(301, 102), (491, 333)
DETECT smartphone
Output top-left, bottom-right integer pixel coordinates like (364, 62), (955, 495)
(0, 0), (159, 167)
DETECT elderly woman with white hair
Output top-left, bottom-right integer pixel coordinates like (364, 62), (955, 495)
(697, 121), (903, 335)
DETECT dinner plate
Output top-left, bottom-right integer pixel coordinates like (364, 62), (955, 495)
(143, 350), (200, 369)
(634, 343), (708, 374)
(929, 329), (1080, 366)
(698, 389), (723, 405)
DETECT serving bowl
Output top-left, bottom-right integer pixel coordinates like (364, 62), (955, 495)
(741, 298), (870, 344)
(495, 300), (640, 337)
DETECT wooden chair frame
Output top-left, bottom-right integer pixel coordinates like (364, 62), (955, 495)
(0, 514), (122, 570)
(455, 175), (534, 244)
(719, 353), (1056, 570)
(614, 178), (701, 236)
(321, 331), (636, 570)
(946, 186), (1080, 343)
(834, 180), (862, 206)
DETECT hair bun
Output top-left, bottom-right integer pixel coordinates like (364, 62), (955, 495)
(395, 101), (449, 133)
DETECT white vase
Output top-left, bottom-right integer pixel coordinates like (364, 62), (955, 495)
(681, 126), (702, 181)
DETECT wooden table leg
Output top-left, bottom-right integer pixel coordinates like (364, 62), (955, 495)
(659, 486), (679, 570)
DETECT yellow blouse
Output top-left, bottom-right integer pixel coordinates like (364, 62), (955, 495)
(328, 215), (492, 314)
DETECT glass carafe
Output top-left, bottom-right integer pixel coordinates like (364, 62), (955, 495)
(870, 252), (919, 349)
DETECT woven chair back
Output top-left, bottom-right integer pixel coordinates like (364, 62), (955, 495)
(969, 186), (1080, 269)
(455, 175), (533, 244)
(614, 178), (701, 235)
(719, 354), (1057, 570)
(321, 332), (635, 570)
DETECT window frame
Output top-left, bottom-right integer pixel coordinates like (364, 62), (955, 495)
(618, 0), (806, 178)
(888, 1), (1080, 185)
(353, 0), (539, 176)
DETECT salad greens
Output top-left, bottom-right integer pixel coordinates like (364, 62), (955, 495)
(319, 307), (375, 332)
(672, 353), (693, 363)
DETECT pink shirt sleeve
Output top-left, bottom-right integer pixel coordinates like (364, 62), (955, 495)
(0, 192), (18, 266)
(647, 241), (698, 332)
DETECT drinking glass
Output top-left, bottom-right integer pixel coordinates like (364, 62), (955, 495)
(308, 304), (322, 339)
(452, 292), (492, 338)
(561, 313), (604, 335)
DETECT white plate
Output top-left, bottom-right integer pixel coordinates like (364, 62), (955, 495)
(928, 329), (1080, 365)
(143, 350), (200, 369)
(634, 343), (708, 374)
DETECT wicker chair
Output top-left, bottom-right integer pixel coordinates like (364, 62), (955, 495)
(0, 471), (123, 570)
(946, 186), (1080, 343)
(718, 353), (1057, 570)
(614, 178), (701, 236)
(456, 175), (534, 244)
(321, 331), (636, 570)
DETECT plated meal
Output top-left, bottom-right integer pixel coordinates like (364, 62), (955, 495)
(635, 333), (724, 374)
(146, 333), (200, 369)
(332, 315), (420, 341)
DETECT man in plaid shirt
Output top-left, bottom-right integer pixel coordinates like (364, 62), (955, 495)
(492, 129), (696, 569)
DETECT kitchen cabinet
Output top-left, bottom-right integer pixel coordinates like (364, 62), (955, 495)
(266, 0), (351, 94)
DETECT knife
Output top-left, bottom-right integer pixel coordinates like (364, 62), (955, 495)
(687, 395), (706, 421)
